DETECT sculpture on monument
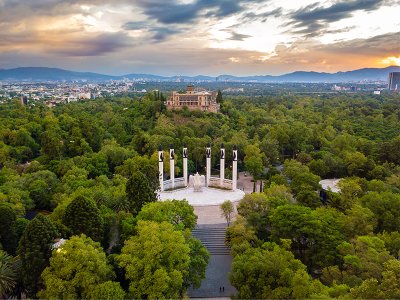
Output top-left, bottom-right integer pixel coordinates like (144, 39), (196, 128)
(189, 172), (206, 192)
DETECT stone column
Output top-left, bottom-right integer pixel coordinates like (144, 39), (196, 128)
(183, 143), (188, 187)
(170, 144), (175, 190)
(206, 143), (211, 187)
(158, 146), (164, 191)
(220, 143), (225, 187)
(232, 145), (237, 190)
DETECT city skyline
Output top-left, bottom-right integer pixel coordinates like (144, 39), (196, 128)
(0, 0), (399, 76)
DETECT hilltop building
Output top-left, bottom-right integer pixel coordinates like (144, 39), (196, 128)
(389, 72), (400, 91)
(166, 85), (220, 113)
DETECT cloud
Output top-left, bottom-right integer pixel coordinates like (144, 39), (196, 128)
(122, 21), (182, 42)
(319, 31), (400, 56)
(49, 32), (132, 56)
(288, 0), (387, 37)
(263, 31), (400, 72)
(221, 29), (251, 41)
(134, 0), (261, 24)
(241, 7), (282, 22)
(0, 26), (132, 57)
(122, 21), (149, 31)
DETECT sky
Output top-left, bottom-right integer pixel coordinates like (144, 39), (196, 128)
(0, 0), (399, 76)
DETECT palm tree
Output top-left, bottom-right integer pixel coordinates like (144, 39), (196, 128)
(0, 250), (18, 298)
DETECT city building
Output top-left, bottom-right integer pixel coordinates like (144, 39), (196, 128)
(166, 85), (220, 112)
(389, 72), (400, 91)
(20, 94), (28, 105)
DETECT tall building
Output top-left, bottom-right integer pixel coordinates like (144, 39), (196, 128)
(389, 72), (400, 91)
(166, 85), (220, 113)
(20, 95), (28, 105)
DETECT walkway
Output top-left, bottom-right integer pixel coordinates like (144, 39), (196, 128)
(189, 225), (237, 298)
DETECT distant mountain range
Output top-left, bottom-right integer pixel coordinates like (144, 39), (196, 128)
(0, 66), (399, 83)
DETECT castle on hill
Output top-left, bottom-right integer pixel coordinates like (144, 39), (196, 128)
(166, 85), (220, 113)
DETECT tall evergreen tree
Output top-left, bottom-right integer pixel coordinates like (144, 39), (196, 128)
(63, 195), (104, 242)
(17, 214), (58, 297)
(126, 171), (157, 215)
(216, 90), (223, 104)
(0, 204), (17, 255)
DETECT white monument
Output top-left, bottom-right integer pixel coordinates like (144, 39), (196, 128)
(158, 143), (244, 206)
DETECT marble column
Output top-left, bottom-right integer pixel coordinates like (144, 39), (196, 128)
(220, 143), (225, 187)
(170, 144), (175, 189)
(183, 143), (188, 187)
(232, 145), (237, 190)
(158, 146), (164, 191)
(206, 143), (211, 187)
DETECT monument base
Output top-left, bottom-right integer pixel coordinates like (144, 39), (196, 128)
(158, 187), (245, 206)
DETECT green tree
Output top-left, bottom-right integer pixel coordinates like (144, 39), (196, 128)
(269, 205), (345, 269)
(351, 259), (400, 299)
(230, 242), (327, 299)
(226, 216), (260, 256)
(0, 204), (17, 255)
(220, 200), (234, 226)
(63, 195), (104, 242)
(100, 139), (134, 172)
(41, 128), (63, 160)
(216, 90), (223, 104)
(264, 184), (293, 204)
(283, 159), (309, 180)
(117, 155), (159, 192)
(117, 221), (191, 299)
(89, 281), (126, 300)
(137, 199), (197, 230)
(341, 204), (376, 239)
(17, 214), (58, 297)
(185, 235), (210, 289)
(244, 144), (264, 181)
(290, 172), (321, 195)
(0, 250), (18, 298)
(361, 191), (400, 232)
(38, 235), (120, 299)
(344, 151), (371, 177)
(22, 170), (59, 210)
(296, 189), (321, 209)
(125, 171), (157, 215)
(236, 193), (271, 239)
(377, 231), (400, 257)
(321, 235), (393, 288)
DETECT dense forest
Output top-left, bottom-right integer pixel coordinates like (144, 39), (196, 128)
(1, 90), (400, 299)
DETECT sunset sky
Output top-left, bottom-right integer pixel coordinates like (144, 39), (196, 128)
(0, 0), (399, 76)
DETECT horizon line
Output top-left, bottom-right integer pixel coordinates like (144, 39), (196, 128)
(1, 65), (399, 78)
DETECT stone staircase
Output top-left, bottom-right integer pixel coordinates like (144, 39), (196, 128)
(192, 227), (230, 255)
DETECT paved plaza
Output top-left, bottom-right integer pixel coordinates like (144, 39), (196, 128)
(158, 186), (245, 206)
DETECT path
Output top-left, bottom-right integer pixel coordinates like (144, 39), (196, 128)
(189, 225), (237, 298)
(193, 202), (239, 225)
(187, 173), (255, 298)
(237, 171), (260, 193)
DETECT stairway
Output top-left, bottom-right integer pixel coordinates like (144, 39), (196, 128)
(192, 227), (231, 255)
